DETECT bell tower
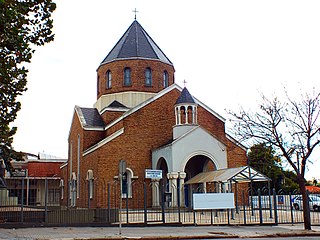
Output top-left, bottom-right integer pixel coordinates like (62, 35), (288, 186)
(94, 20), (175, 112)
(173, 87), (198, 140)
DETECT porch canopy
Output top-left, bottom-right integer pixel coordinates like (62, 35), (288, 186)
(185, 166), (270, 185)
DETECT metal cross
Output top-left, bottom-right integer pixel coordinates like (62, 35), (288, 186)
(183, 79), (187, 87)
(133, 8), (139, 20)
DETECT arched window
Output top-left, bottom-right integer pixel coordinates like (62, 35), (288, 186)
(124, 67), (131, 86)
(145, 67), (152, 86)
(122, 172), (128, 195)
(122, 168), (133, 198)
(106, 70), (112, 89)
(163, 70), (169, 88)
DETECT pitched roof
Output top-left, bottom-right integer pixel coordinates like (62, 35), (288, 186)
(76, 107), (105, 129)
(185, 166), (270, 184)
(153, 125), (227, 151)
(306, 186), (320, 193)
(175, 87), (196, 104)
(107, 100), (128, 109)
(74, 84), (225, 134)
(101, 20), (172, 66)
(104, 84), (226, 130)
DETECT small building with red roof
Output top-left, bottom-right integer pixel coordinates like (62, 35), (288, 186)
(2, 152), (66, 206)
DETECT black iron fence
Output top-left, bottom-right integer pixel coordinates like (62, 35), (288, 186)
(1, 177), (319, 227)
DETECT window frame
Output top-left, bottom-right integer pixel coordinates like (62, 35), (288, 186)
(124, 67), (132, 86)
(106, 70), (112, 89)
(121, 168), (133, 198)
(145, 67), (152, 86)
(163, 70), (169, 88)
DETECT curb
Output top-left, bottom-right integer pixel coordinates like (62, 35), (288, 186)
(74, 231), (320, 240)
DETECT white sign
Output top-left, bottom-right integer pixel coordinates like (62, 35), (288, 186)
(193, 193), (235, 210)
(145, 169), (162, 179)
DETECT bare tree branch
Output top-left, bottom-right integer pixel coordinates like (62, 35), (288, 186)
(227, 89), (320, 230)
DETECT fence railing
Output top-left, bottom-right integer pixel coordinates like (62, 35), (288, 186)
(1, 177), (319, 227)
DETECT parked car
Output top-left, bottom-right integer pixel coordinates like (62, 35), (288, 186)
(292, 195), (320, 211)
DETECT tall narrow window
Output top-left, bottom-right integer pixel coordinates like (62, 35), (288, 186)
(122, 172), (128, 196)
(145, 67), (152, 86)
(163, 70), (169, 88)
(69, 142), (73, 185)
(97, 75), (100, 95)
(124, 67), (131, 86)
(121, 168), (133, 198)
(77, 134), (80, 198)
(106, 70), (112, 89)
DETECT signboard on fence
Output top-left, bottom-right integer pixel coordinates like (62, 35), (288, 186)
(145, 169), (162, 179)
(193, 193), (235, 210)
(278, 195), (284, 204)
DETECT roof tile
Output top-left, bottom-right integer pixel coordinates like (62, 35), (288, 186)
(101, 20), (172, 65)
(79, 108), (105, 128)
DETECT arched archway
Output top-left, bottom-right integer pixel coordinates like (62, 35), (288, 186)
(156, 157), (169, 192)
(152, 157), (169, 207)
(184, 155), (216, 207)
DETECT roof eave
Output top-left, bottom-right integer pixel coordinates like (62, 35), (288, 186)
(98, 57), (174, 70)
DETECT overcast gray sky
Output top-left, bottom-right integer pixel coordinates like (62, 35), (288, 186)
(12, 0), (320, 179)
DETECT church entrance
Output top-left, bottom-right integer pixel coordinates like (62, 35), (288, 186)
(184, 155), (216, 207)
(156, 157), (168, 191)
(153, 157), (168, 206)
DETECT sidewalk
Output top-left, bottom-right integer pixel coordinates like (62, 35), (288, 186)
(0, 224), (320, 239)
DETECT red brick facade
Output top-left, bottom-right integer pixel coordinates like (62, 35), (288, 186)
(62, 21), (248, 209)
(63, 86), (248, 208)
(28, 161), (62, 178)
(97, 59), (175, 99)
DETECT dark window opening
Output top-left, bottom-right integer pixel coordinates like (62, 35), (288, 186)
(145, 67), (152, 86)
(124, 67), (131, 86)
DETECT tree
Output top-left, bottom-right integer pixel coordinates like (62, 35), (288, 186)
(282, 170), (299, 193)
(248, 143), (299, 192)
(0, 0), (56, 175)
(229, 90), (320, 230)
(248, 143), (283, 190)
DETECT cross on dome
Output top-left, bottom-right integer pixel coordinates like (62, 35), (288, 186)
(133, 8), (139, 20)
(183, 79), (187, 87)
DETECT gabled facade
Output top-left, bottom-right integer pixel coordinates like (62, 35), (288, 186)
(62, 20), (247, 208)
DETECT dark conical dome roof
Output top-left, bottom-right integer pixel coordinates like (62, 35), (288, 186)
(175, 87), (196, 105)
(101, 20), (172, 66)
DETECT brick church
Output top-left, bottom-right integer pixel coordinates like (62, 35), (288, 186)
(61, 20), (247, 208)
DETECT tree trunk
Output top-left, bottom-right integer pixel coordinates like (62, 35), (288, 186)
(298, 176), (311, 230)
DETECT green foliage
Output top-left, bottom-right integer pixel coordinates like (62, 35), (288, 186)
(0, 0), (56, 172)
(282, 170), (299, 193)
(248, 143), (299, 192)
